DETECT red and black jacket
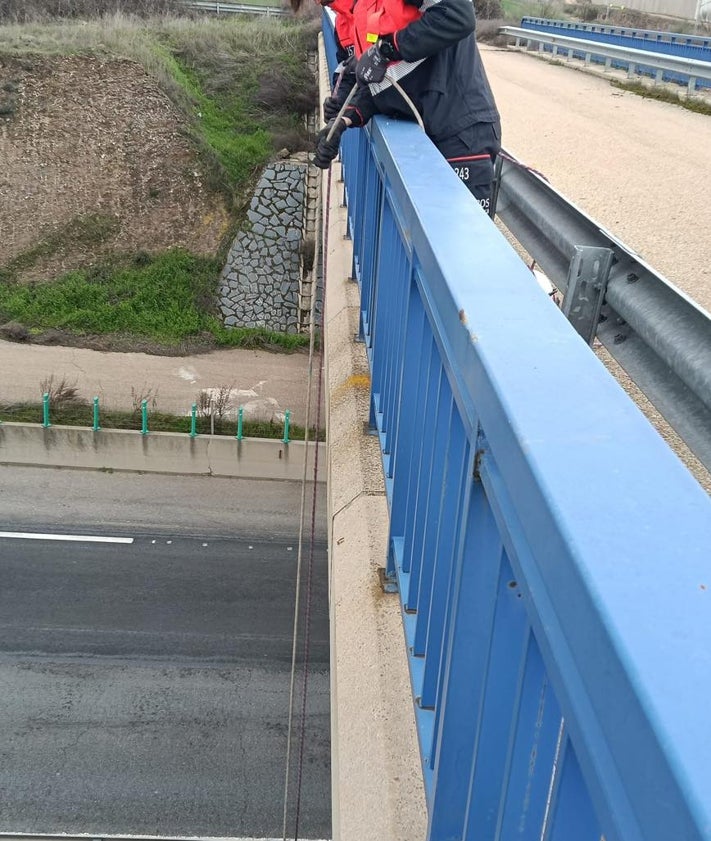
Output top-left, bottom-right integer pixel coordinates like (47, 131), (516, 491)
(336, 0), (500, 144)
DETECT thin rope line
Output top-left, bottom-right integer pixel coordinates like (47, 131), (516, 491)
(292, 158), (329, 841)
(282, 162), (322, 841)
(497, 149), (550, 182)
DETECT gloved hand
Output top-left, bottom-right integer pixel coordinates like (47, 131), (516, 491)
(356, 43), (389, 85)
(313, 118), (347, 169)
(323, 95), (341, 121)
(335, 52), (356, 75)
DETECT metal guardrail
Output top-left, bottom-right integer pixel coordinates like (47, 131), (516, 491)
(494, 152), (711, 471)
(521, 16), (711, 51)
(181, 0), (288, 15)
(324, 15), (711, 840)
(501, 24), (711, 91)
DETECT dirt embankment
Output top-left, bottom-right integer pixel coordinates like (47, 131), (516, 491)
(0, 54), (230, 282)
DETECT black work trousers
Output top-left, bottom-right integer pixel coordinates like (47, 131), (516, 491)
(436, 120), (501, 214)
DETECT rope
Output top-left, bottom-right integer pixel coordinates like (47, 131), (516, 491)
(281, 145), (327, 841)
(389, 75), (424, 130)
(497, 149), (550, 183)
(292, 169), (327, 839)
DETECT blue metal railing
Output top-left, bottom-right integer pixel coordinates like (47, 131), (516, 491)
(323, 19), (711, 841)
(519, 16), (711, 86)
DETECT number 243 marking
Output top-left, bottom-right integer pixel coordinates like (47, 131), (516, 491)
(454, 166), (470, 181)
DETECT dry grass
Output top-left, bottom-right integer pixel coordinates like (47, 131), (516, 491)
(0, 0), (180, 22)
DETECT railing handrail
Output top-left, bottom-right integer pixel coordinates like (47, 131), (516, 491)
(501, 24), (711, 82)
(521, 16), (711, 48)
(324, 15), (711, 841)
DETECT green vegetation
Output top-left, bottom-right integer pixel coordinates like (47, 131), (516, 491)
(611, 79), (711, 116)
(0, 248), (309, 350)
(0, 15), (318, 205)
(0, 401), (325, 441)
(0, 13), (319, 351)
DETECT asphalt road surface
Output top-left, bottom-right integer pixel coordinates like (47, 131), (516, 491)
(0, 467), (330, 839)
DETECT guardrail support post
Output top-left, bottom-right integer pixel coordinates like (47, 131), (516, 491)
(561, 246), (614, 345)
(92, 396), (101, 432)
(190, 403), (197, 438)
(141, 399), (149, 436)
(42, 392), (51, 428)
(282, 409), (291, 444)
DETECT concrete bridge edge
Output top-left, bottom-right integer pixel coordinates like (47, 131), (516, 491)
(319, 37), (428, 841)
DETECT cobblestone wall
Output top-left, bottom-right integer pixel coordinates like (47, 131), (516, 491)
(219, 157), (308, 333)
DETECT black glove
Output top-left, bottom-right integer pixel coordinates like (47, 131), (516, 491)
(313, 118), (347, 169)
(323, 95), (341, 121)
(356, 44), (389, 85)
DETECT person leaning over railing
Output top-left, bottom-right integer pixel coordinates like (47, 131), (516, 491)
(313, 0), (502, 214)
(296, 0), (357, 86)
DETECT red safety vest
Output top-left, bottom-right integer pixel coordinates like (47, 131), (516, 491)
(351, 0), (421, 57)
(331, 0), (355, 49)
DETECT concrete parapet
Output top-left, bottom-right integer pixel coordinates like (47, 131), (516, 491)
(0, 422), (325, 482)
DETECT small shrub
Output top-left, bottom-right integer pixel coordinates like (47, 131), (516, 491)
(475, 0), (504, 20)
(196, 383), (236, 420)
(39, 374), (84, 411)
(130, 384), (159, 414)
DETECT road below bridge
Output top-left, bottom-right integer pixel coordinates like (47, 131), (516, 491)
(0, 468), (329, 839)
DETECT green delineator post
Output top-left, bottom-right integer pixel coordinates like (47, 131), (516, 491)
(236, 407), (243, 441)
(282, 409), (291, 444)
(42, 393), (51, 428)
(92, 397), (101, 432)
(141, 399), (148, 435)
(190, 403), (197, 438)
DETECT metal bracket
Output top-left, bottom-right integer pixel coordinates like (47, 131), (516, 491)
(378, 567), (398, 594)
(561, 245), (614, 345)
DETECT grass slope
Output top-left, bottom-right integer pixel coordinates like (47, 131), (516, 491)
(0, 14), (319, 352)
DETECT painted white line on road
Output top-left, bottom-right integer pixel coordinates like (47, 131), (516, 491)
(0, 532), (134, 544)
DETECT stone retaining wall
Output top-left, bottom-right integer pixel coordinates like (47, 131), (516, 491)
(219, 157), (308, 334)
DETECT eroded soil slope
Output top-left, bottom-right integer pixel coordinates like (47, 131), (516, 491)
(0, 54), (230, 280)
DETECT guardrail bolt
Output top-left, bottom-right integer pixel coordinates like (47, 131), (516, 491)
(42, 392), (51, 428)
(190, 403), (197, 438)
(141, 399), (149, 435)
(236, 406), (244, 441)
(282, 409), (291, 444)
(92, 396), (101, 432)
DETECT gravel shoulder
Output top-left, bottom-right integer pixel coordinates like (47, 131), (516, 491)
(482, 44), (711, 491)
(482, 45), (711, 313)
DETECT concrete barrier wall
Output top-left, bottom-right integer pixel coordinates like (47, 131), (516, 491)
(0, 423), (325, 482)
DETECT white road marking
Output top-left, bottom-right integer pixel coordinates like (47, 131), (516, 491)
(0, 532), (133, 544)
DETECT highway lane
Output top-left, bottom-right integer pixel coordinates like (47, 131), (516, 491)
(0, 468), (329, 839)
